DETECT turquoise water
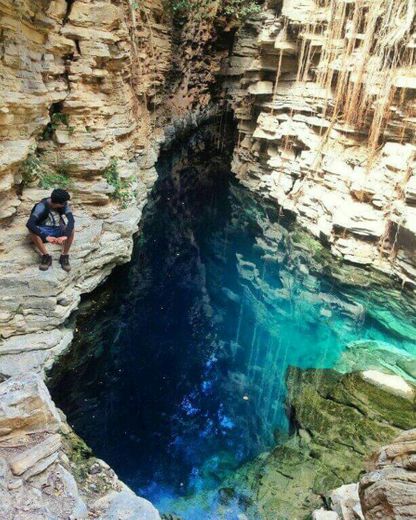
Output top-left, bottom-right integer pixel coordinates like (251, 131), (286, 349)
(50, 135), (416, 519)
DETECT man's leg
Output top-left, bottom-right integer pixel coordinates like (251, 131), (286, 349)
(62, 229), (74, 255)
(29, 233), (52, 271)
(29, 233), (48, 256)
(60, 230), (74, 272)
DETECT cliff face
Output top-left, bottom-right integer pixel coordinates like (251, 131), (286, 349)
(3, 0), (415, 383)
(0, 372), (161, 520)
(0, 3), (233, 517)
(0, 0), (230, 376)
(1, 1), (416, 519)
(0, 0), (168, 216)
(224, 0), (416, 286)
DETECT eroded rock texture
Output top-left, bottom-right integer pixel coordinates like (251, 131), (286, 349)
(0, 0), (169, 373)
(228, 367), (415, 519)
(0, 372), (160, 519)
(224, 0), (416, 285)
(0, 0), (231, 375)
(360, 429), (416, 520)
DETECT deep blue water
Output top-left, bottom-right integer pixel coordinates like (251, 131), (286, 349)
(50, 136), (416, 518)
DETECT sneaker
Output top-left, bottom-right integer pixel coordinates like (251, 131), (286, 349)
(39, 254), (52, 271)
(59, 254), (71, 272)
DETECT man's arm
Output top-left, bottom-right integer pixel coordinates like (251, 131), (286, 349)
(26, 203), (48, 241)
(63, 204), (74, 237)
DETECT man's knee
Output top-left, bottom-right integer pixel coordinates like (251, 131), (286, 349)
(29, 232), (40, 242)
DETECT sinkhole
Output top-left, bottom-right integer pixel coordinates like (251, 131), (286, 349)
(49, 122), (416, 519)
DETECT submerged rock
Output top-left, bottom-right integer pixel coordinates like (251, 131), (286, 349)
(227, 367), (416, 520)
(335, 340), (416, 383)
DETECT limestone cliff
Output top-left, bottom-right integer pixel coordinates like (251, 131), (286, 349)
(0, 0), (231, 375)
(0, 3), (235, 516)
(0, 372), (161, 519)
(1, 1), (416, 519)
(224, 0), (416, 285)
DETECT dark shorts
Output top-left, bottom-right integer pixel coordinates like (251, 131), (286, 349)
(38, 225), (66, 243)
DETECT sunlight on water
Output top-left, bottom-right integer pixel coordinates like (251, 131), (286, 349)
(50, 142), (416, 519)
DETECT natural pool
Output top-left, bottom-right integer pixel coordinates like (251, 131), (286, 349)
(50, 130), (416, 519)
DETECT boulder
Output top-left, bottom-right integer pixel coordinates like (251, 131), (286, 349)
(95, 489), (161, 520)
(360, 429), (416, 520)
(0, 373), (61, 438)
(312, 509), (340, 520)
(330, 483), (363, 520)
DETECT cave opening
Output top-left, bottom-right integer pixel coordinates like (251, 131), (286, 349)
(48, 120), (415, 518)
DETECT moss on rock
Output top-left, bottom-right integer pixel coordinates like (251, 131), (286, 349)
(226, 367), (416, 520)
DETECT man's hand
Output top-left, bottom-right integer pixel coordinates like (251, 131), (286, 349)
(46, 236), (67, 245)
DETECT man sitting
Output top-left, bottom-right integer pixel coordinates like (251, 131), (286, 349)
(26, 188), (75, 272)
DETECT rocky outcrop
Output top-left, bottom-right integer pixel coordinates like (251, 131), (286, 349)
(0, 0), (234, 376)
(312, 483), (364, 520)
(335, 340), (416, 384)
(223, 1), (416, 286)
(0, 372), (160, 519)
(0, 1), (239, 516)
(227, 367), (415, 519)
(313, 429), (416, 520)
(359, 429), (416, 520)
(0, 0), (170, 374)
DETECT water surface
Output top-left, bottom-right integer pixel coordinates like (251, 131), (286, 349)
(50, 137), (416, 518)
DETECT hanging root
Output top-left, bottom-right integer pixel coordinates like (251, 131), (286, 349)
(295, 0), (416, 155)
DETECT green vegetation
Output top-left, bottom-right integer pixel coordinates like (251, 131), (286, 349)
(38, 169), (72, 189)
(103, 159), (137, 208)
(42, 112), (75, 140)
(151, 0), (261, 20)
(20, 152), (73, 189)
(62, 430), (93, 483)
(21, 153), (43, 187)
(219, 0), (262, 18)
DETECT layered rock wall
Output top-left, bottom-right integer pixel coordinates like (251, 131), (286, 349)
(0, 372), (161, 519)
(0, 0), (231, 376)
(223, 0), (416, 286)
(1, 2), (416, 519)
(360, 428), (416, 520)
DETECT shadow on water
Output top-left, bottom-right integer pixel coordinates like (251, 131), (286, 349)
(49, 123), (416, 518)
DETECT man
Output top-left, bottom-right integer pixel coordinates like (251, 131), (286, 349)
(26, 188), (75, 272)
